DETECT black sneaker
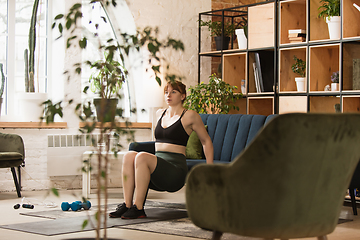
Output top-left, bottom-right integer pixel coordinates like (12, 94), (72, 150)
(109, 203), (129, 218)
(121, 205), (147, 219)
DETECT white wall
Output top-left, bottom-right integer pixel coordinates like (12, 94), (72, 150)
(0, 0), (211, 193)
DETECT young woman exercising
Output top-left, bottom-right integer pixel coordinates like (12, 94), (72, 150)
(109, 80), (213, 219)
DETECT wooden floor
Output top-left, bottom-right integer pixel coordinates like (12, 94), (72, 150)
(0, 188), (359, 240)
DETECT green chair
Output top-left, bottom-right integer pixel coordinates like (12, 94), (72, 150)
(186, 113), (360, 240)
(0, 132), (25, 197)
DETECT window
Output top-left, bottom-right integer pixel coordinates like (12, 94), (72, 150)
(0, 0), (138, 121)
(81, 1), (132, 118)
(0, 0), (48, 118)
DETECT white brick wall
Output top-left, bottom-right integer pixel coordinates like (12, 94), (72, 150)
(0, 128), (151, 192)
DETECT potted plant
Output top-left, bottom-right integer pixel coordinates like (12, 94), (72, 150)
(0, 63), (4, 116)
(235, 17), (248, 50)
(18, 0), (47, 122)
(199, 19), (236, 50)
(331, 71), (339, 91)
(291, 55), (306, 92)
(184, 73), (242, 114)
(88, 52), (126, 122)
(318, 0), (341, 39)
(43, 1), (184, 240)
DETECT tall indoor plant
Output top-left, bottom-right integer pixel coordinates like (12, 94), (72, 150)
(318, 0), (341, 39)
(25, 0), (40, 92)
(44, 1), (184, 240)
(19, 0), (47, 122)
(88, 52), (126, 122)
(184, 73), (242, 114)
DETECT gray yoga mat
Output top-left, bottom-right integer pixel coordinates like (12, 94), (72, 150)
(18, 201), (186, 220)
(118, 217), (353, 240)
(0, 207), (188, 236)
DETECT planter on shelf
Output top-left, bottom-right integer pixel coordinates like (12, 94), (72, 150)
(17, 92), (48, 122)
(93, 98), (118, 122)
(235, 29), (247, 49)
(214, 36), (230, 51)
(331, 82), (339, 91)
(326, 16), (341, 39)
(295, 77), (306, 92)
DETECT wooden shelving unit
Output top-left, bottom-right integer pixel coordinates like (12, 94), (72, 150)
(198, 0), (360, 115)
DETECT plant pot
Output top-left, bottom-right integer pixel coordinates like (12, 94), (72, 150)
(93, 98), (118, 122)
(235, 29), (247, 49)
(214, 36), (230, 51)
(295, 77), (306, 92)
(17, 92), (48, 122)
(326, 16), (341, 39)
(331, 82), (339, 91)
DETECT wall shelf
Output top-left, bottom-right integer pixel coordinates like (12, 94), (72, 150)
(198, 0), (360, 115)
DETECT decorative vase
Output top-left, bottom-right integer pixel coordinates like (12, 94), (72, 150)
(17, 92), (48, 122)
(214, 36), (230, 51)
(295, 77), (306, 92)
(326, 16), (341, 39)
(331, 82), (339, 91)
(93, 98), (118, 122)
(235, 29), (247, 49)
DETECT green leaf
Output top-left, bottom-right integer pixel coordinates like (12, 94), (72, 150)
(71, 3), (82, 11)
(75, 67), (81, 74)
(55, 14), (64, 20)
(51, 188), (59, 197)
(79, 37), (87, 49)
(155, 76), (161, 86)
(66, 19), (72, 30)
(82, 220), (88, 230)
(58, 23), (63, 34)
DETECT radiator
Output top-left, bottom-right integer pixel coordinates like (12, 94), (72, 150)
(47, 134), (98, 176)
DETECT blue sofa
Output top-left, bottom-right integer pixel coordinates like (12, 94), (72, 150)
(129, 114), (276, 170)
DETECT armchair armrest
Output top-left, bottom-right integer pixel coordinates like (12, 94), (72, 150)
(129, 141), (155, 154)
(0, 133), (25, 157)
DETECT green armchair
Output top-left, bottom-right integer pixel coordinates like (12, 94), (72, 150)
(186, 113), (360, 240)
(0, 132), (25, 197)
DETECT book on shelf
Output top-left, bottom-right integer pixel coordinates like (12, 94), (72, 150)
(289, 36), (305, 40)
(288, 29), (306, 34)
(253, 62), (261, 93)
(255, 53), (264, 92)
(288, 33), (306, 38)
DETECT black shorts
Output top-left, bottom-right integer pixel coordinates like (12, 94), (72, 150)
(149, 151), (188, 192)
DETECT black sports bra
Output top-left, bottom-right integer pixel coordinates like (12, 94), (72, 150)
(154, 109), (190, 147)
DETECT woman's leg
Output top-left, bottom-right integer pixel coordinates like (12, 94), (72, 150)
(122, 151), (138, 208)
(133, 152), (158, 209)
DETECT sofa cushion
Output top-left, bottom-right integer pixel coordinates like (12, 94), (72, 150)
(200, 114), (274, 162)
(186, 125), (207, 159)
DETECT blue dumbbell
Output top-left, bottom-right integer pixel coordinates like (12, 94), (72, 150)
(70, 201), (83, 211)
(61, 201), (91, 211)
(82, 200), (91, 210)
